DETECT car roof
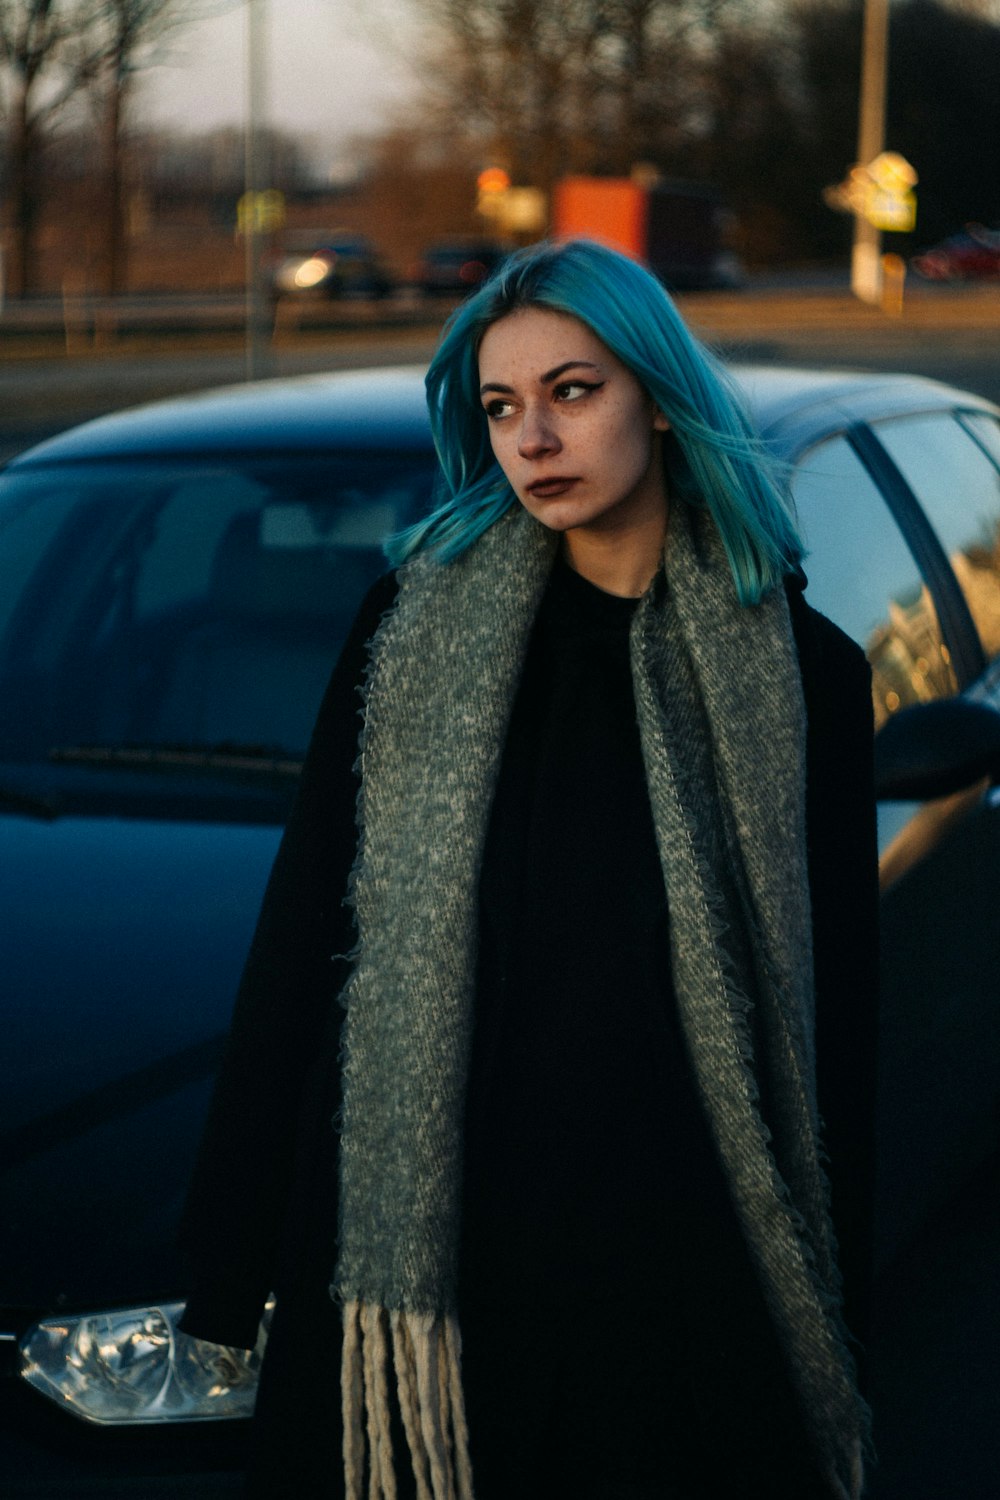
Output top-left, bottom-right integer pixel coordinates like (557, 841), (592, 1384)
(736, 365), (999, 454)
(7, 362), (999, 471)
(8, 368), (434, 466)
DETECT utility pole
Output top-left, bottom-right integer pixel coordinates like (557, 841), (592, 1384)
(244, 0), (271, 380)
(852, 0), (890, 304)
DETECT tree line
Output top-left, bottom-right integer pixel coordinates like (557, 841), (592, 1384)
(403, 0), (1000, 262)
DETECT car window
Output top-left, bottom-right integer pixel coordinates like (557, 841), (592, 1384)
(0, 486), (80, 641)
(129, 474), (263, 619)
(872, 412), (1000, 666)
(791, 434), (958, 731)
(0, 454), (435, 765)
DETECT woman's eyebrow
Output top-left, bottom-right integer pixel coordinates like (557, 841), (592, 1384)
(479, 360), (601, 397)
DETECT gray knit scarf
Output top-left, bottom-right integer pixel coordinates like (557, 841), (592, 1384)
(334, 499), (867, 1500)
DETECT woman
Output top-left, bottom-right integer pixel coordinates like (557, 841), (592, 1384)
(179, 239), (878, 1500)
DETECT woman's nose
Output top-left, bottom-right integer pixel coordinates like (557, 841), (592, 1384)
(518, 406), (561, 458)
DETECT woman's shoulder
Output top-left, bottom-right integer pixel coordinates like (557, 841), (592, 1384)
(784, 571), (871, 696)
(333, 569), (400, 680)
(356, 568), (400, 634)
(295, 569), (399, 771)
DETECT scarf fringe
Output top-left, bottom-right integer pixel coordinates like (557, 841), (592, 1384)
(342, 1300), (474, 1500)
(826, 1439), (865, 1500)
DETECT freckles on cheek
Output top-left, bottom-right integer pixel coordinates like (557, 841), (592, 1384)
(489, 436), (514, 483)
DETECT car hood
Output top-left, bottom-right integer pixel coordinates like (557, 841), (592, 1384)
(0, 809), (282, 1312)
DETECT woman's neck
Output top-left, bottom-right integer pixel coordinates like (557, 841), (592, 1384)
(561, 505), (668, 598)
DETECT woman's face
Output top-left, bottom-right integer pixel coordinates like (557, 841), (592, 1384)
(477, 306), (669, 544)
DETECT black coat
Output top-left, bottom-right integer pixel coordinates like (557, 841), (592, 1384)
(178, 568), (878, 1497)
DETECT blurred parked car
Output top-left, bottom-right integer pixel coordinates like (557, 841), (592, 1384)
(271, 232), (394, 300)
(910, 224), (1000, 282)
(2, 364), (1000, 1492)
(411, 239), (507, 296)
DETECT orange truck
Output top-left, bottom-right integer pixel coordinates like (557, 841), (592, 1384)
(552, 176), (742, 291)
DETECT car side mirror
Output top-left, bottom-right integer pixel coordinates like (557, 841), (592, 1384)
(875, 697), (1000, 801)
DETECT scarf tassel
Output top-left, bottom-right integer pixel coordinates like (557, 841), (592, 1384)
(342, 1300), (474, 1500)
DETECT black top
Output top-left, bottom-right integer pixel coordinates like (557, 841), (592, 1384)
(455, 561), (823, 1496)
(464, 559), (723, 1299)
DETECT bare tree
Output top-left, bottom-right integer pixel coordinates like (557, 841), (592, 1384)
(403, 0), (751, 189)
(77, 1), (215, 293)
(0, 1), (219, 296)
(0, 0), (94, 294)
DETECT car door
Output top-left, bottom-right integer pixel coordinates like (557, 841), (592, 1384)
(789, 416), (1000, 1273)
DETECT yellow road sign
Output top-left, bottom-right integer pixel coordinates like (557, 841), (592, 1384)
(824, 153), (917, 232)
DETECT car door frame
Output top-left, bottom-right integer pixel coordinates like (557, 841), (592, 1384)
(846, 415), (989, 688)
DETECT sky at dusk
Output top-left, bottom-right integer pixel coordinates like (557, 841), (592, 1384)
(141, 0), (419, 172)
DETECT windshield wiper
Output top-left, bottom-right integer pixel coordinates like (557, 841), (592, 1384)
(49, 743), (303, 778)
(0, 784), (61, 820)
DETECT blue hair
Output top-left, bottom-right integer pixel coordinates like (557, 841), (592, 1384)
(389, 238), (803, 605)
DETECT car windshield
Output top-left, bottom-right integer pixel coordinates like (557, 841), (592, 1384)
(0, 453), (435, 778)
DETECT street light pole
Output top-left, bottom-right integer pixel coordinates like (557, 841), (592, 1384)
(244, 0), (270, 379)
(852, 0), (890, 303)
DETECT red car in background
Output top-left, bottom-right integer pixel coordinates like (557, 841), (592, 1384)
(911, 224), (1000, 282)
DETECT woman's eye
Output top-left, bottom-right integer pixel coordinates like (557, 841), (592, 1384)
(484, 398), (515, 420)
(554, 380), (601, 402)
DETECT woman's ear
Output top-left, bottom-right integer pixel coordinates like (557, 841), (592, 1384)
(653, 409), (671, 432)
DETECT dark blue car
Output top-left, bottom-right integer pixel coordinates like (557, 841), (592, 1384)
(2, 365), (1000, 1493)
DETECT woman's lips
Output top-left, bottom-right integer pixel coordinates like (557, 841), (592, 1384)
(526, 477), (579, 498)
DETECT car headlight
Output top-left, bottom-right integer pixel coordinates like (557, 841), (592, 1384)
(20, 1298), (272, 1425)
(293, 255), (333, 289)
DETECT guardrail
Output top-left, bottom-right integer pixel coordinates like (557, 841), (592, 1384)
(0, 290), (450, 353)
